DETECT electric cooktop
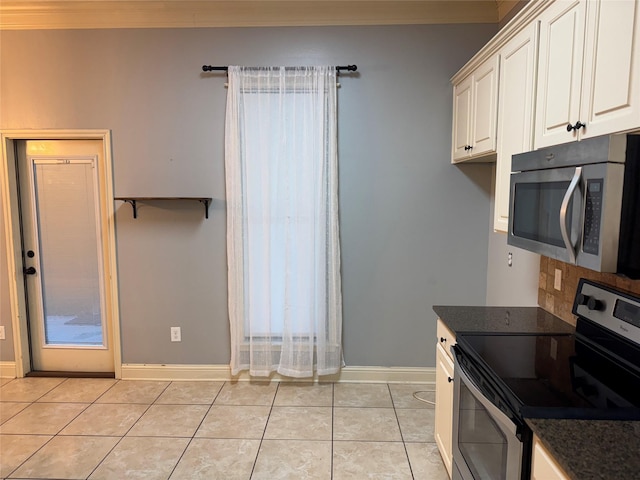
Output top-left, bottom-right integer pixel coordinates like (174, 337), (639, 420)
(455, 279), (640, 421)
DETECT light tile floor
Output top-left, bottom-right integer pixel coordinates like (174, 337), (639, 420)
(0, 378), (448, 479)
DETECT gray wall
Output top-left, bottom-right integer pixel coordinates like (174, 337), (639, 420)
(486, 166), (540, 306)
(486, 230), (539, 306)
(0, 24), (497, 369)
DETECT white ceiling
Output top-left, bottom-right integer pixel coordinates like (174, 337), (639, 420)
(0, 0), (520, 30)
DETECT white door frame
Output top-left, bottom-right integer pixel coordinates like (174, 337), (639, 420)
(1, 129), (122, 378)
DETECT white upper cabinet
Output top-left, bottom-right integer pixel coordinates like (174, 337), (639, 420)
(451, 55), (499, 162)
(535, 0), (586, 148)
(580, 0), (640, 139)
(535, 0), (640, 148)
(494, 23), (538, 232)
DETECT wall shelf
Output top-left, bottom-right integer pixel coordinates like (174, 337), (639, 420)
(115, 197), (213, 219)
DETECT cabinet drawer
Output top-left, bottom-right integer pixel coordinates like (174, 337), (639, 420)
(436, 318), (456, 360)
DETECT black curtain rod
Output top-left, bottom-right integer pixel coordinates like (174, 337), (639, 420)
(202, 65), (357, 73)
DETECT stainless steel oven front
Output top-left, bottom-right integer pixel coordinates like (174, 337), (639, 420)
(451, 346), (529, 480)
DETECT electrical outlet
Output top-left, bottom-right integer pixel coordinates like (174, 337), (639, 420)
(554, 268), (562, 291)
(0, 326), (5, 340)
(170, 327), (181, 342)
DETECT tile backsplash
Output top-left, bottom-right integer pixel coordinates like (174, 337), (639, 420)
(538, 256), (640, 326)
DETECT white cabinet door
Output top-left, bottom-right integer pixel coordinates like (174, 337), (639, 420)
(535, 0), (587, 148)
(580, 0), (640, 139)
(434, 342), (455, 478)
(451, 55), (499, 163)
(452, 75), (474, 161)
(472, 56), (500, 157)
(535, 0), (640, 149)
(494, 24), (538, 232)
(531, 436), (571, 480)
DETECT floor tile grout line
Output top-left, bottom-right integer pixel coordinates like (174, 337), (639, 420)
(2, 377), (92, 478)
(87, 377), (120, 404)
(0, 376), (70, 404)
(2, 425), (57, 479)
(84, 380), (173, 479)
(0, 403), (30, 427)
(388, 383), (417, 480)
(165, 380), (227, 480)
(248, 381), (280, 479)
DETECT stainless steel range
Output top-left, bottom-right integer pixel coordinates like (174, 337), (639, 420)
(451, 278), (640, 480)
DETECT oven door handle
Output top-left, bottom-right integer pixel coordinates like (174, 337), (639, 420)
(560, 166), (582, 265)
(453, 351), (520, 437)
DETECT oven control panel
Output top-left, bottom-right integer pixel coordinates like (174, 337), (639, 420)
(573, 278), (640, 346)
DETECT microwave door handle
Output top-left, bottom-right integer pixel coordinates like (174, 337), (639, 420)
(560, 166), (582, 265)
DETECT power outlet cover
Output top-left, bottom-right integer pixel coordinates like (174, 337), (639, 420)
(554, 269), (562, 291)
(170, 327), (181, 342)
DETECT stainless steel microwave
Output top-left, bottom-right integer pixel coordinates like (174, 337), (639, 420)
(508, 134), (640, 278)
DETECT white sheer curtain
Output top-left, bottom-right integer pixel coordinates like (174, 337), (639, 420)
(225, 66), (343, 378)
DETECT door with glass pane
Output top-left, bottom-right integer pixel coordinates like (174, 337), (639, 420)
(19, 140), (114, 373)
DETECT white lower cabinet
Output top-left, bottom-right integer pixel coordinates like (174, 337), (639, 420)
(434, 339), (455, 478)
(531, 435), (570, 480)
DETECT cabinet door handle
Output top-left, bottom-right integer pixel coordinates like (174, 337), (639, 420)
(464, 145), (473, 151)
(566, 121), (586, 132)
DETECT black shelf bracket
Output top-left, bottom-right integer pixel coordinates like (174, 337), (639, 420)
(121, 199), (139, 219)
(115, 197), (213, 219)
(198, 198), (211, 218)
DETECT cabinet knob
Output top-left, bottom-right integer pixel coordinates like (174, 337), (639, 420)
(447, 376), (454, 383)
(566, 121), (586, 132)
(464, 145), (473, 151)
(440, 337), (446, 343)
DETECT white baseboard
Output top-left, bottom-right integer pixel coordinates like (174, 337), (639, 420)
(0, 361), (17, 378)
(120, 364), (435, 384)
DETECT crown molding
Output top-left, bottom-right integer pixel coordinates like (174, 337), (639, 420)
(0, 0), (501, 30)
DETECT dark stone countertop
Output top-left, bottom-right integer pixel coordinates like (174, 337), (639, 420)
(433, 306), (640, 480)
(432, 305), (575, 336)
(526, 418), (640, 480)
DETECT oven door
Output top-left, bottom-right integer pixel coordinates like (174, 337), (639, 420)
(507, 162), (624, 272)
(452, 348), (525, 480)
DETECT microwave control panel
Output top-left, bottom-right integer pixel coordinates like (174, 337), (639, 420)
(583, 179), (603, 255)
